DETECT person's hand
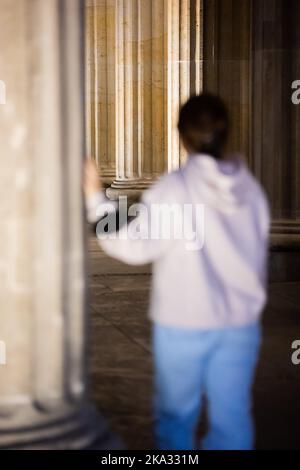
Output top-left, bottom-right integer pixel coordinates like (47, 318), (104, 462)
(83, 158), (102, 198)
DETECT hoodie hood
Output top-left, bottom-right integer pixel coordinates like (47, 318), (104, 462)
(185, 153), (253, 214)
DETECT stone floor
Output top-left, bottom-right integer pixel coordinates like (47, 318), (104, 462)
(88, 237), (300, 450)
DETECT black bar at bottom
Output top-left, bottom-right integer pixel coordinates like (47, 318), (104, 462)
(0, 450), (298, 467)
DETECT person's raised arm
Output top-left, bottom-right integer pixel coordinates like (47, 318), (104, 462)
(83, 158), (173, 266)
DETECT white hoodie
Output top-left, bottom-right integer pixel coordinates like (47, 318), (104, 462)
(87, 154), (270, 329)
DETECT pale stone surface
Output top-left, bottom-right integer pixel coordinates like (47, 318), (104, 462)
(85, 0), (203, 191)
(85, 0), (116, 183)
(0, 0), (118, 449)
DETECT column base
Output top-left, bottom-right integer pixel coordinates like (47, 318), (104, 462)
(100, 169), (116, 186)
(107, 177), (156, 201)
(269, 219), (300, 282)
(0, 402), (122, 450)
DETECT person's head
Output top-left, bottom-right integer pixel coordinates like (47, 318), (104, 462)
(178, 93), (229, 160)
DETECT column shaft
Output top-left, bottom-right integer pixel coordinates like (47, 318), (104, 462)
(85, 0), (204, 196)
(252, 0), (300, 246)
(203, 0), (252, 157)
(85, 0), (116, 183)
(0, 0), (117, 449)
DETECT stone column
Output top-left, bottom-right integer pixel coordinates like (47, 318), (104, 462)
(166, 0), (203, 171)
(251, 0), (300, 281)
(203, 0), (252, 157)
(203, 0), (300, 280)
(0, 0), (117, 449)
(85, 0), (116, 184)
(85, 0), (203, 198)
(252, 0), (300, 249)
(110, 0), (203, 196)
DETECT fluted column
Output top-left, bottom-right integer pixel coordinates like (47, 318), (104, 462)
(166, 0), (203, 171)
(202, 0), (300, 279)
(111, 0), (142, 189)
(0, 0), (117, 449)
(252, 0), (300, 247)
(85, 0), (116, 184)
(85, 0), (203, 196)
(203, 0), (252, 157)
(111, 0), (203, 194)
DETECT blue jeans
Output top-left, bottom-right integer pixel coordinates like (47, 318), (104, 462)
(153, 323), (261, 450)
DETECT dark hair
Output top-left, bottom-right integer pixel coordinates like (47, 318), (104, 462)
(178, 93), (229, 160)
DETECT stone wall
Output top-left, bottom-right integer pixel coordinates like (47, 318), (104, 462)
(86, 0), (300, 253)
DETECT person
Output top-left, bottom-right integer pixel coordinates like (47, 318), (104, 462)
(84, 93), (270, 450)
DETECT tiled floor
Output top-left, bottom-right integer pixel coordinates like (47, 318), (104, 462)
(88, 238), (300, 449)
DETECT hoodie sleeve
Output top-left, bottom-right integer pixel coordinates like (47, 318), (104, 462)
(87, 176), (175, 266)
